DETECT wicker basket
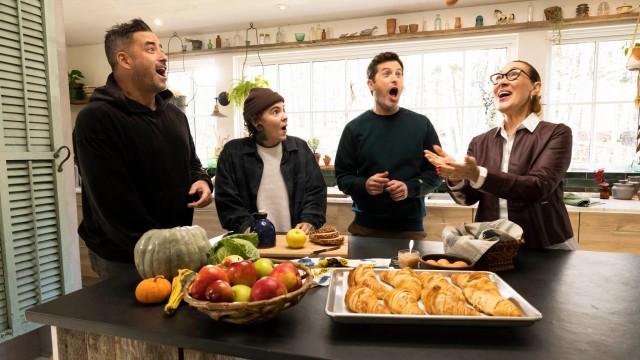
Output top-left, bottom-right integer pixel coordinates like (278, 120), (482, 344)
(183, 260), (313, 324)
(473, 239), (524, 272)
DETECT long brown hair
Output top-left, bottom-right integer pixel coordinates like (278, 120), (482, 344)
(513, 60), (542, 117)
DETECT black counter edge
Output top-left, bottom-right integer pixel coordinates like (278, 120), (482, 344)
(25, 310), (325, 360)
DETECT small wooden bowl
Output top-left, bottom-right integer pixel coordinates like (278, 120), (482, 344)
(419, 254), (473, 270)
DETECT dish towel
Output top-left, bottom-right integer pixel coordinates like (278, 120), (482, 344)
(563, 192), (603, 207)
(442, 219), (524, 264)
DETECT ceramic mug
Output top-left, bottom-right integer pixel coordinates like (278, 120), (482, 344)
(399, 25), (408, 33)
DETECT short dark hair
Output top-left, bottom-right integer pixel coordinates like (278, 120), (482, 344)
(104, 18), (152, 70)
(367, 52), (404, 81)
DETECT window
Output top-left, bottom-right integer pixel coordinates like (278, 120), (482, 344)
(546, 27), (637, 171)
(167, 59), (222, 167)
(241, 35), (515, 161)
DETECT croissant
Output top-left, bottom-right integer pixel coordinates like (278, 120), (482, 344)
(380, 268), (422, 298)
(345, 285), (391, 314)
(347, 264), (389, 299)
(383, 289), (424, 315)
(421, 284), (480, 316)
(417, 271), (449, 291)
(450, 272), (523, 317)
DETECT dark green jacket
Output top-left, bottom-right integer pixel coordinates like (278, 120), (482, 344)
(335, 108), (442, 231)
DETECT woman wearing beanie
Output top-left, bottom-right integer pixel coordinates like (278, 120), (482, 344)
(214, 87), (327, 234)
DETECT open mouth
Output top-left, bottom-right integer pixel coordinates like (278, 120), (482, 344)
(497, 90), (512, 101)
(281, 124), (287, 132)
(389, 87), (399, 97)
(155, 65), (167, 78)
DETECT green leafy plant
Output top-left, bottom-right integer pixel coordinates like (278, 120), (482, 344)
(307, 137), (320, 153)
(228, 75), (270, 108)
(68, 69), (84, 87)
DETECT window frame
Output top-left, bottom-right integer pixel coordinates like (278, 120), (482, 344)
(233, 34), (519, 139)
(544, 24), (638, 171)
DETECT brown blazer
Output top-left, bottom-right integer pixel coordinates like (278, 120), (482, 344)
(448, 120), (573, 249)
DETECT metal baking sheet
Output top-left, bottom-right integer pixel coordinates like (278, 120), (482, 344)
(325, 268), (542, 326)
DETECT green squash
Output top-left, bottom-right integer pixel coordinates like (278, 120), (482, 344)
(134, 225), (209, 279)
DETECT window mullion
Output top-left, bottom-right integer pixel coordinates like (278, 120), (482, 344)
(589, 40), (600, 167)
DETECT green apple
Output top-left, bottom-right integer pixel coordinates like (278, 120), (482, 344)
(254, 258), (274, 278)
(231, 284), (252, 302)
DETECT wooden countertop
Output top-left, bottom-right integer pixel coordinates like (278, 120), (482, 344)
(258, 234), (348, 259)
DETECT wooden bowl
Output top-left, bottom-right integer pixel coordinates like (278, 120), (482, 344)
(419, 254), (473, 270)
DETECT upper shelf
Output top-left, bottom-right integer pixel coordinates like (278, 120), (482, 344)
(168, 12), (639, 58)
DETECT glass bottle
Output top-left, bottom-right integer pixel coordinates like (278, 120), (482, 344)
(422, 18), (428, 32)
(223, 38), (230, 47)
(250, 212), (276, 248)
(444, 20), (450, 30)
(276, 27), (283, 43)
(233, 32), (242, 47)
(259, 33), (265, 45)
(264, 33), (271, 44)
(316, 24), (322, 40)
(309, 26), (315, 41)
(434, 14), (442, 30)
(207, 39), (213, 49)
(321, 29), (326, 40)
(215, 35), (221, 48)
(527, 3), (534, 22)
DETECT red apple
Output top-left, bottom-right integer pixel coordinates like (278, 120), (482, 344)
(227, 260), (258, 286)
(250, 276), (287, 301)
(190, 265), (229, 299)
(205, 280), (234, 303)
(270, 263), (302, 292)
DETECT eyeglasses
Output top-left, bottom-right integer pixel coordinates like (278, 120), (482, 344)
(489, 68), (531, 85)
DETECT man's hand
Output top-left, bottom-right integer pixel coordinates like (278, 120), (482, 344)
(385, 180), (408, 201)
(295, 222), (315, 235)
(187, 180), (213, 208)
(366, 171), (390, 195)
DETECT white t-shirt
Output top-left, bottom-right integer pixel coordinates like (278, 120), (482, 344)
(256, 143), (292, 232)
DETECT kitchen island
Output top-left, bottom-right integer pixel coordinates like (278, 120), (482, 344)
(27, 237), (640, 359)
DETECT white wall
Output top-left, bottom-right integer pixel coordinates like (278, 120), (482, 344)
(64, 0), (635, 141)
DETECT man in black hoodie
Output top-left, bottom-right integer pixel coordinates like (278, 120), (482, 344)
(73, 19), (213, 279)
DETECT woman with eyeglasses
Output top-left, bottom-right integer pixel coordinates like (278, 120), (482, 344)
(424, 60), (575, 250)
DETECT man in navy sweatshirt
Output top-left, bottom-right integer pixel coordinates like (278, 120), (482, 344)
(73, 19), (213, 279)
(335, 52), (441, 240)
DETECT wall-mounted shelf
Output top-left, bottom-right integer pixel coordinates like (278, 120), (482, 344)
(168, 12), (639, 58)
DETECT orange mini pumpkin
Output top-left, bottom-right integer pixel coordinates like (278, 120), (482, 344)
(135, 275), (172, 304)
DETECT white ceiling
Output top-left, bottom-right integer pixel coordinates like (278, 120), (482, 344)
(62, 0), (513, 46)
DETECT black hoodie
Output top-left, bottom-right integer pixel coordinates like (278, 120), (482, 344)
(73, 74), (212, 263)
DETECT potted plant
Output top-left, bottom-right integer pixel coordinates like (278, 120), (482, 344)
(624, 42), (640, 60)
(228, 75), (269, 108)
(68, 69), (85, 102)
(307, 137), (320, 163)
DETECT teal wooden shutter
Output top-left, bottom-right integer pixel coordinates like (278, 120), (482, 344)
(0, 0), (78, 342)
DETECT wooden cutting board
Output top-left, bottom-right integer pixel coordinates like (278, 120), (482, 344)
(259, 234), (349, 259)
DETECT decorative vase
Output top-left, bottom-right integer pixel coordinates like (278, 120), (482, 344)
(632, 47), (640, 61)
(386, 18), (397, 34)
(250, 212), (276, 248)
(599, 184), (610, 199)
(454, 17), (461, 29)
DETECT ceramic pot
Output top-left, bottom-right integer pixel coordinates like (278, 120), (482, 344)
(399, 25), (408, 33)
(409, 24), (418, 32)
(454, 17), (461, 29)
(386, 18), (397, 34)
(611, 182), (635, 200)
(251, 212), (276, 248)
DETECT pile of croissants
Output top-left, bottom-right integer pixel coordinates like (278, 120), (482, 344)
(345, 265), (523, 317)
